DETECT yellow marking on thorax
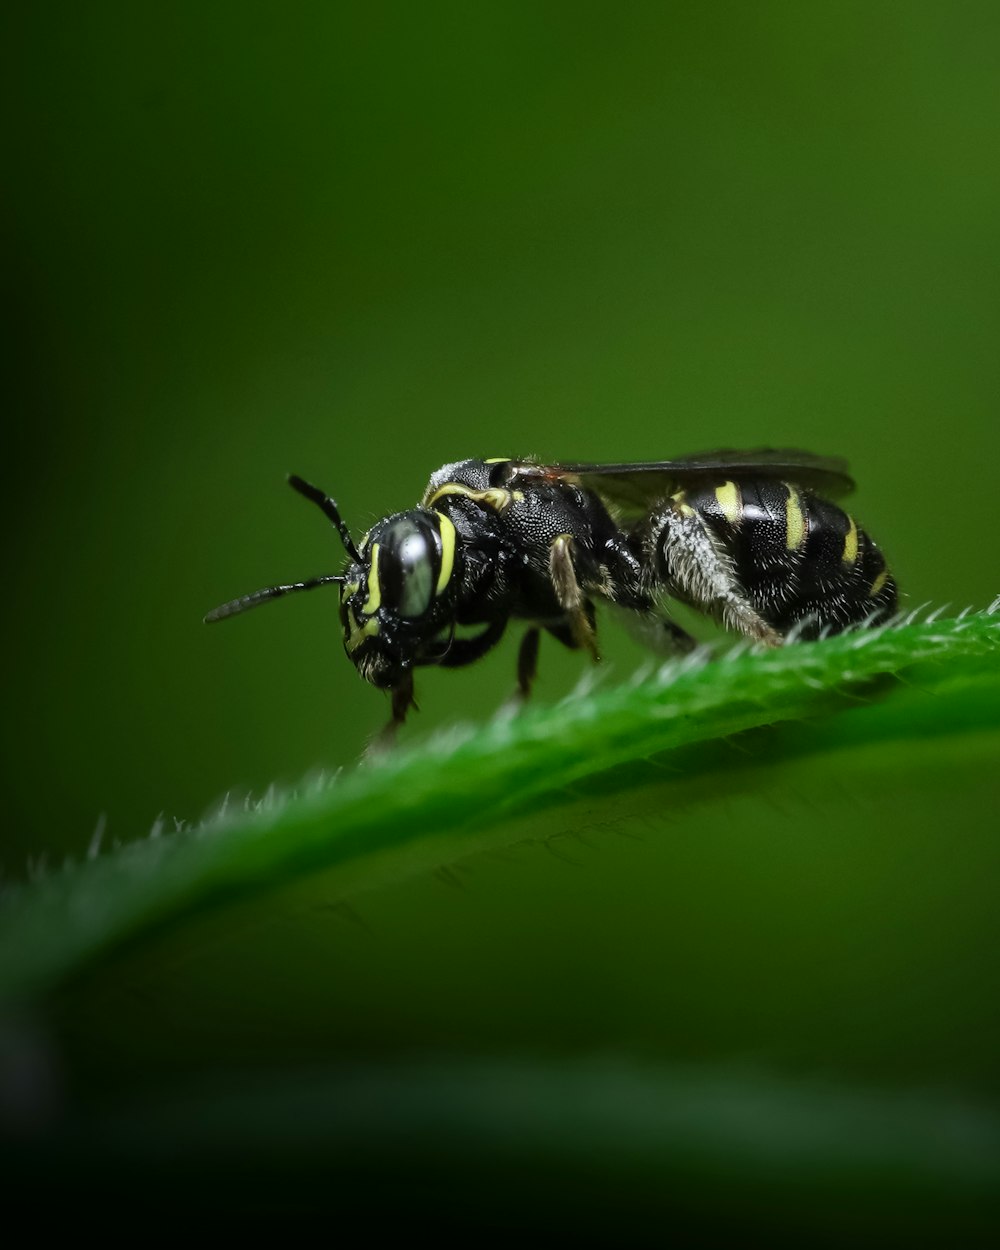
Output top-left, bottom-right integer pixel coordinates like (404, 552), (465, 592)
(426, 482), (523, 512)
(483, 457), (510, 464)
(715, 480), (742, 526)
(670, 490), (695, 518)
(436, 514), (456, 594)
(869, 566), (889, 597)
(785, 485), (806, 550)
(842, 516), (859, 565)
(362, 542), (381, 614)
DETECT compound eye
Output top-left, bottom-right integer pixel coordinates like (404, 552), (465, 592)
(380, 517), (435, 619)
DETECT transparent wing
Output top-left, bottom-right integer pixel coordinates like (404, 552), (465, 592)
(512, 448), (855, 511)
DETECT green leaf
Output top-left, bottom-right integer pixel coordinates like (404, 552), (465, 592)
(2, 607), (998, 1003)
(3, 608), (999, 1234)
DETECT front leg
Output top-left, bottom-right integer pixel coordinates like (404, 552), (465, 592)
(423, 617), (508, 669)
(370, 619), (511, 753)
(389, 673), (416, 729)
(366, 668), (417, 758)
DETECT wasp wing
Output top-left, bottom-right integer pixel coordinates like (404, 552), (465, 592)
(513, 448), (855, 511)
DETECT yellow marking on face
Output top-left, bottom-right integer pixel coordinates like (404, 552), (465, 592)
(340, 580), (360, 602)
(869, 566), (889, 597)
(715, 480), (741, 527)
(842, 516), (859, 565)
(436, 514), (456, 594)
(362, 542), (381, 614)
(676, 502), (695, 518)
(427, 482), (515, 512)
(484, 457), (510, 464)
(785, 486), (806, 550)
(346, 614), (380, 653)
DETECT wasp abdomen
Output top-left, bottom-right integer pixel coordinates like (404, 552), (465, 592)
(679, 478), (897, 638)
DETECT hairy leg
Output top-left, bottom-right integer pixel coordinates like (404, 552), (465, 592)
(647, 503), (782, 646)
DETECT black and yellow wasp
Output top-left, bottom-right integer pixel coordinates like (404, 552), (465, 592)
(206, 451), (897, 732)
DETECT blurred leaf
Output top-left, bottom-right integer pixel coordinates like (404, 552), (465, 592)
(7, 1057), (999, 1235)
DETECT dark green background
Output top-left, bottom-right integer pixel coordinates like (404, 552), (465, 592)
(6, 2), (1000, 871)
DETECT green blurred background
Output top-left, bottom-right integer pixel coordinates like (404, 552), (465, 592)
(5, 1), (1000, 872)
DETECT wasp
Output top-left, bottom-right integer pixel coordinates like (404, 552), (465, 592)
(205, 451), (897, 734)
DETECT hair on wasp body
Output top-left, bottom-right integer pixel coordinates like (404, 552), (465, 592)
(205, 452), (898, 738)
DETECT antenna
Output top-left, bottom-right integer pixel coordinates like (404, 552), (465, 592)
(204, 575), (347, 624)
(204, 474), (359, 625)
(288, 474), (360, 561)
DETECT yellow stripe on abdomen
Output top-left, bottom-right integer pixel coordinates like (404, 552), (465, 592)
(842, 516), (859, 565)
(785, 485), (806, 550)
(714, 480), (742, 527)
(869, 566), (889, 597)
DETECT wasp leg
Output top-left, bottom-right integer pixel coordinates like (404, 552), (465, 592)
(633, 612), (699, 655)
(648, 503), (782, 646)
(543, 606), (596, 652)
(660, 618), (698, 652)
(432, 617), (509, 669)
(516, 626), (541, 698)
(365, 669), (417, 758)
(549, 534), (600, 661)
(390, 674), (416, 727)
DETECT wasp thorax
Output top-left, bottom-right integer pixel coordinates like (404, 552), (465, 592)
(378, 514), (438, 618)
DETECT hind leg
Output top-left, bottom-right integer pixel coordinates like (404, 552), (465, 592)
(647, 502), (782, 646)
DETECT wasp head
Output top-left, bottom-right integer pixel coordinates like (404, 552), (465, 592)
(204, 477), (463, 697)
(339, 507), (460, 689)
